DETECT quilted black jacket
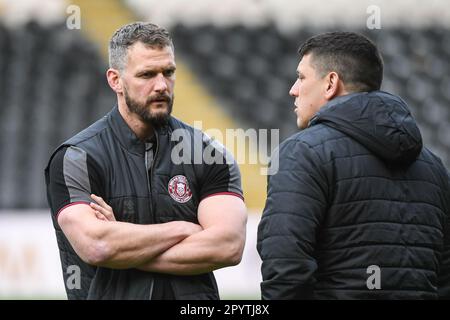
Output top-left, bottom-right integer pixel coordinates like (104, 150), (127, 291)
(257, 91), (450, 299)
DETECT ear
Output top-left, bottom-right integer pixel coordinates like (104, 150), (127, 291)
(324, 71), (340, 100)
(106, 68), (123, 94)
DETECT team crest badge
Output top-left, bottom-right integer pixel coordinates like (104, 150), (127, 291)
(168, 175), (192, 203)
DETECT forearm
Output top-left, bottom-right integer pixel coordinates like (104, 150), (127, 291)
(87, 220), (197, 269)
(137, 227), (244, 275)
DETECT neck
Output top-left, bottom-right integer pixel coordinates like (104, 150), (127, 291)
(118, 99), (154, 141)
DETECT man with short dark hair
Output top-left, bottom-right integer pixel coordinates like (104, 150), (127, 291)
(257, 31), (450, 299)
(45, 22), (247, 300)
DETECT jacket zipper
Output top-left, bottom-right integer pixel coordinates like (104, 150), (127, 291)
(150, 133), (159, 222)
(144, 148), (153, 300)
(145, 132), (160, 300)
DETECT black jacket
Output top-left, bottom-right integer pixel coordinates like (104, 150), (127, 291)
(45, 106), (242, 300)
(257, 91), (450, 299)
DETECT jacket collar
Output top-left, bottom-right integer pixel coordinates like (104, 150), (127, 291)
(308, 92), (367, 127)
(107, 105), (173, 156)
(108, 106), (168, 156)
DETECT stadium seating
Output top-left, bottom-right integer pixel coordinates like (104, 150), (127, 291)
(0, 21), (115, 208)
(171, 24), (450, 166)
(0, 21), (449, 209)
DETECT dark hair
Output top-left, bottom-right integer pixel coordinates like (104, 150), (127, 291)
(109, 22), (173, 71)
(298, 32), (383, 92)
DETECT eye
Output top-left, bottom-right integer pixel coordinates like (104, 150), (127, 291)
(140, 71), (156, 78)
(163, 69), (175, 77)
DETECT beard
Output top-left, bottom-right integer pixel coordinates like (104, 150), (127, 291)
(124, 87), (173, 128)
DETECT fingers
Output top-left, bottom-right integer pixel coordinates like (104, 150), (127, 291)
(94, 210), (108, 221)
(90, 202), (116, 221)
(90, 203), (112, 221)
(90, 194), (112, 211)
(90, 194), (116, 221)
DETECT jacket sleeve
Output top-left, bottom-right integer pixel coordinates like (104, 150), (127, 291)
(438, 169), (450, 299)
(257, 139), (328, 299)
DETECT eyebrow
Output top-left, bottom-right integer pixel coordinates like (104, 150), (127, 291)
(136, 66), (176, 77)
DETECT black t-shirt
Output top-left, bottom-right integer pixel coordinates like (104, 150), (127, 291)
(46, 140), (243, 299)
(48, 144), (243, 220)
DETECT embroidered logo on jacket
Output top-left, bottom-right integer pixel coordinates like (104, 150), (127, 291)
(168, 175), (192, 203)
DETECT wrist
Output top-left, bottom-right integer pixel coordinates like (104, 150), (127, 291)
(168, 221), (201, 239)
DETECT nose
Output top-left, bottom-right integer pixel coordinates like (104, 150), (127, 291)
(154, 73), (168, 93)
(289, 79), (299, 97)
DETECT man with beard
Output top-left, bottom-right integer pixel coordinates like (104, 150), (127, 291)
(45, 22), (247, 300)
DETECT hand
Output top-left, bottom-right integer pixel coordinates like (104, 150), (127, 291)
(175, 220), (203, 236)
(90, 194), (116, 222)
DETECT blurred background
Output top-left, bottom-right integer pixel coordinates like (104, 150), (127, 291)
(0, 0), (449, 299)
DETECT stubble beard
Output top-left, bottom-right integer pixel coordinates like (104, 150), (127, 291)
(124, 87), (173, 128)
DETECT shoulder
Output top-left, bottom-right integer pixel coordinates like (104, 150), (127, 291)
(169, 116), (196, 133)
(169, 116), (219, 142)
(421, 147), (447, 168)
(278, 124), (343, 156)
(64, 114), (110, 147)
(46, 145), (99, 177)
(169, 116), (235, 160)
(419, 147), (450, 187)
(46, 115), (110, 172)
